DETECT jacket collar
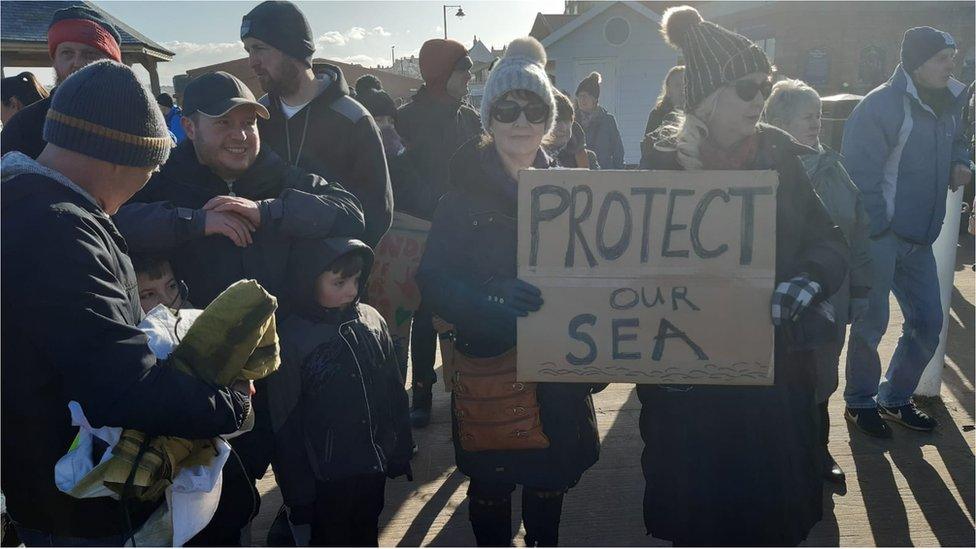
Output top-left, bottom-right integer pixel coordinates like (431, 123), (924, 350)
(161, 140), (289, 199)
(889, 64), (967, 117)
(262, 64), (348, 120)
(0, 151), (100, 210)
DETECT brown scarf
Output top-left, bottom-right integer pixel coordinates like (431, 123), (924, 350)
(700, 133), (759, 170)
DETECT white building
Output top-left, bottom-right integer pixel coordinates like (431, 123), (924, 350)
(530, 1), (678, 165)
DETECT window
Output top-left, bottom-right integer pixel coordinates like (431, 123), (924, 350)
(604, 17), (630, 46)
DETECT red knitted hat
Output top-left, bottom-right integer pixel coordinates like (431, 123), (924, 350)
(419, 39), (469, 92)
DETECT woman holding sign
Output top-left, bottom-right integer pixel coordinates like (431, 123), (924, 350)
(416, 37), (601, 547)
(637, 6), (849, 546)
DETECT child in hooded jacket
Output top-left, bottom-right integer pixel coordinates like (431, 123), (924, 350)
(268, 237), (413, 547)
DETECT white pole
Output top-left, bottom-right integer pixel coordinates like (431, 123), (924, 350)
(915, 186), (965, 396)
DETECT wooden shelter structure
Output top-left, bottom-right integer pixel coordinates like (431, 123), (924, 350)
(0, 1), (173, 94)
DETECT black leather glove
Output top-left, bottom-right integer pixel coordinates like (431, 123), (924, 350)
(483, 277), (544, 316)
(386, 460), (413, 481)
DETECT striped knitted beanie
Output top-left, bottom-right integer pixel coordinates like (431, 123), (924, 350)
(44, 60), (171, 168)
(480, 36), (556, 134)
(660, 6), (771, 110)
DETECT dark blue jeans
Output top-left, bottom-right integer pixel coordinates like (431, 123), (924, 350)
(845, 231), (943, 408)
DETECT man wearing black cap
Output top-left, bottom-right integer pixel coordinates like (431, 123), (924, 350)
(1, 5), (122, 159)
(2, 61), (252, 547)
(842, 26), (971, 438)
(240, 0), (392, 248)
(114, 70), (365, 545)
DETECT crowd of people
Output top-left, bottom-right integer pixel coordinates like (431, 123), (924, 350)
(0, 1), (973, 547)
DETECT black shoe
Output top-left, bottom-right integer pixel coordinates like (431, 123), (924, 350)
(880, 401), (938, 431)
(410, 383), (432, 428)
(845, 407), (892, 439)
(823, 452), (845, 484)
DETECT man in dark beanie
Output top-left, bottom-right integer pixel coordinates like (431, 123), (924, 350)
(395, 38), (481, 428)
(1, 60), (252, 547)
(114, 69), (365, 546)
(842, 26), (971, 437)
(1, 5), (122, 159)
(574, 71), (625, 168)
(241, 0), (392, 248)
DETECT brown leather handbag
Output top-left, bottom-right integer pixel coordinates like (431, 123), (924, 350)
(452, 349), (550, 452)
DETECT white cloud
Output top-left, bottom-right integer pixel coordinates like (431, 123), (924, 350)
(315, 26), (391, 49)
(317, 31), (348, 47)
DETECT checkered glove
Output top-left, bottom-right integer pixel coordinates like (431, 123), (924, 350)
(771, 274), (821, 326)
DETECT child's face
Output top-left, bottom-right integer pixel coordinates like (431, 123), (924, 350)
(315, 269), (361, 309)
(136, 263), (183, 313)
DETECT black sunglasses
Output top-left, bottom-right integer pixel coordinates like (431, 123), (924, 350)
(490, 100), (550, 124)
(733, 78), (773, 102)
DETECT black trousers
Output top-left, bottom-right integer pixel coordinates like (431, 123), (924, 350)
(819, 399), (831, 464)
(467, 478), (565, 547)
(410, 303), (437, 387)
(311, 474), (387, 547)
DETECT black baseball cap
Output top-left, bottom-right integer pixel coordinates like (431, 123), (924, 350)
(182, 71), (270, 119)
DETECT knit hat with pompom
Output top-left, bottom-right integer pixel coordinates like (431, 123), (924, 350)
(480, 36), (556, 134)
(660, 5), (771, 110)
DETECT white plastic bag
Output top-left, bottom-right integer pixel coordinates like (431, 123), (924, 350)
(53, 306), (229, 546)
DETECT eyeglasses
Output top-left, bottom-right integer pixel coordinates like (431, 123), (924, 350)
(490, 100), (550, 124)
(733, 78), (773, 102)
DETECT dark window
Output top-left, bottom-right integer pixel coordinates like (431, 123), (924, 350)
(605, 17), (630, 46)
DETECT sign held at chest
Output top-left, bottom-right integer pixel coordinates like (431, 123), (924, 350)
(517, 169), (779, 385)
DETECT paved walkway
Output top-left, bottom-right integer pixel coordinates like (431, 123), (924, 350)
(253, 235), (975, 547)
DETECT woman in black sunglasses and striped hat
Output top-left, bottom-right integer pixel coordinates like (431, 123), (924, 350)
(416, 36), (602, 547)
(638, 6), (849, 546)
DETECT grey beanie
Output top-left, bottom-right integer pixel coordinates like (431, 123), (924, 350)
(44, 60), (171, 167)
(480, 37), (556, 134)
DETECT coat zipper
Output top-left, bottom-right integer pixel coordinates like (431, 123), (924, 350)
(339, 320), (384, 469)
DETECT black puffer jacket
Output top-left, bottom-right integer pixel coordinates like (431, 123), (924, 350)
(114, 141), (365, 308)
(259, 64), (392, 247)
(395, 86), (482, 219)
(637, 125), (848, 546)
(416, 138), (601, 491)
(270, 238), (413, 508)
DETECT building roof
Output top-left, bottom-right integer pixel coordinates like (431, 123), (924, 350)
(537, 1), (662, 48)
(529, 13), (579, 41)
(0, 0), (174, 60)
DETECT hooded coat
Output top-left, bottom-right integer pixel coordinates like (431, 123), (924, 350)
(416, 138), (601, 491)
(269, 238), (413, 509)
(396, 85), (482, 219)
(637, 124), (849, 546)
(579, 105), (625, 169)
(258, 64), (393, 247)
(841, 65), (969, 244)
(0, 153), (249, 538)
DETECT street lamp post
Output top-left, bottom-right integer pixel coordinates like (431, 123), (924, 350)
(391, 45), (396, 72)
(442, 4), (465, 39)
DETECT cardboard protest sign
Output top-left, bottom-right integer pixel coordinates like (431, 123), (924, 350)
(367, 212), (431, 366)
(517, 169), (778, 385)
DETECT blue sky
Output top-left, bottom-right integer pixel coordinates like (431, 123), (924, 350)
(28, 0), (565, 87)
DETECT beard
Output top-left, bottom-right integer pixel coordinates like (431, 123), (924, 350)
(259, 60), (302, 97)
